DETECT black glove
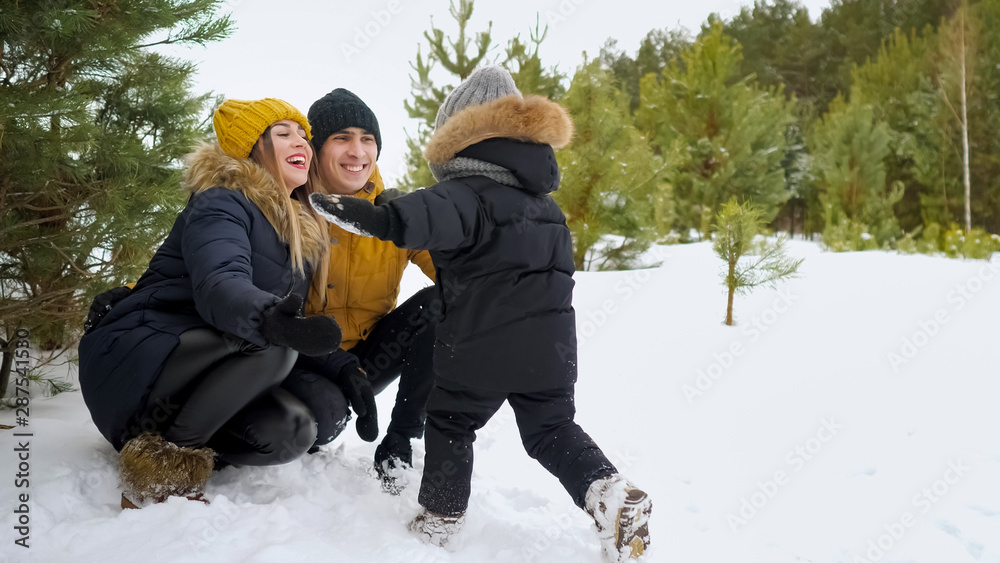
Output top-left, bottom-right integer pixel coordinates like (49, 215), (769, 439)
(84, 286), (133, 334)
(332, 363), (379, 442)
(310, 193), (394, 239)
(260, 294), (342, 356)
(374, 188), (405, 206)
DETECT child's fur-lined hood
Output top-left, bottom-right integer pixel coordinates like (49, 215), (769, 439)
(181, 143), (326, 266)
(424, 95), (574, 165)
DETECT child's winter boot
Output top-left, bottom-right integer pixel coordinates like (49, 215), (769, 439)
(584, 474), (652, 562)
(407, 507), (466, 548)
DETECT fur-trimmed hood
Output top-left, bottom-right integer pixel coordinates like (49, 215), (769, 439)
(181, 143), (326, 267)
(424, 95), (574, 166)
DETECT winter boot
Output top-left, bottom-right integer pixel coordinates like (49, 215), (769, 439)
(584, 474), (652, 562)
(374, 432), (412, 495)
(119, 433), (215, 509)
(407, 508), (466, 548)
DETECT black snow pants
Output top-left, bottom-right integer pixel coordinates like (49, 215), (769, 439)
(352, 286), (439, 439)
(281, 286), (439, 448)
(417, 377), (618, 516)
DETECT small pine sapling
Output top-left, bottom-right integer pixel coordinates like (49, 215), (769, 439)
(712, 197), (803, 326)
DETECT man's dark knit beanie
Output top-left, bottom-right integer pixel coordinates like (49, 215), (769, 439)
(308, 88), (381, 158)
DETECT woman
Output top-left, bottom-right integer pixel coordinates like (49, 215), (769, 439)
(79, 98), (356, 508)
(281, 88), (437, 492)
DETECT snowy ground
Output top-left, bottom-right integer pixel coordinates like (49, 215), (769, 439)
(2, 240), (999, 563)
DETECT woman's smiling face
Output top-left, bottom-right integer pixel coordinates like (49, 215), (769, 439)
(267, 120), (312, 192)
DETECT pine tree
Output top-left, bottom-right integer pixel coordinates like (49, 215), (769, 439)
(723, 0), (823, 111)
(398, 0), (492, 191)
(815, 0), (956, 112)
(400, 47), (450, 191)
(847, 3), (1000, 239)
(722, 0), (825, 237)
(850, 27), (938, 234)
(504, 15), (566, 100)
(973, 0), (1000, 234)
(398, 2), (566, 192)
(844, 1), (1000, 241)
(808, 98), (903, 250)
(712, 197), (802, 326)
(0, 0), (232, 396)
(554, 60), (663, 270)
(599, 28), (691, 113)
(637, 21), (794, 241)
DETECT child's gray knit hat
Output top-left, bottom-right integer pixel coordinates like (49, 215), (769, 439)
(434, 66), (522, 130)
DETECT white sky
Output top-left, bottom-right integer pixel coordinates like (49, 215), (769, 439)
(170, 0), (831, 186)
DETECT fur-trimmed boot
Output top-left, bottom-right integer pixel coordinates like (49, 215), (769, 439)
(118, 433), (215, 509)
(584, 474), (652, 562)
(407, 508), (466, 548)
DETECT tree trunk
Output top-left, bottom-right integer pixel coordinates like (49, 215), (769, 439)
(574, 245), (586, 272)
(960, 8), (972, 233)
(725, 258), (736, 326)
(726, 286), (735, 326)
(0, 337), (13, 398)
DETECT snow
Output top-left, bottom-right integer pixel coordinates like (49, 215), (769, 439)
(2, 240), (999, 563)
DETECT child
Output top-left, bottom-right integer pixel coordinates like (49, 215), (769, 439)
(310, 66), (652, 562)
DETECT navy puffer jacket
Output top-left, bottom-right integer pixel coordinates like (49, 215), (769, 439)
(78, 144), (341, 449)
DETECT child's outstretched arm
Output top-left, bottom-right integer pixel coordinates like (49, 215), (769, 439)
(311, 185), (485, 251)
(310, 193), (392, 238)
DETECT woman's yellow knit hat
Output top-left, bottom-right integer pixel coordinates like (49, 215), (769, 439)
(212, 98), (312, 159)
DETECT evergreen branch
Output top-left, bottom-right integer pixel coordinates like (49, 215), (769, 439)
(0, 213), (73, 237)
(733, 239), (802, 291)
(0, 288), (79, 316)
(6, 200), (69, 213)
(133, 17), (232, 50)
(47, 243), (99, 279)
(132, 36), (186, 49)
(0, 233), (64, 251)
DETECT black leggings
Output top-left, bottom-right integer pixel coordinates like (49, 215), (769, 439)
(142, 327), (317, 466)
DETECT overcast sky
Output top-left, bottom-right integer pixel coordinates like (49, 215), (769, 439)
(171, 0), (831, 186)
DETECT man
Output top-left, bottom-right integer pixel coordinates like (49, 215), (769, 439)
(285, 88), (437, 492)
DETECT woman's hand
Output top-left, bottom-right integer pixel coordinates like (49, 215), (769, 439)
(260, 294), (342, 356)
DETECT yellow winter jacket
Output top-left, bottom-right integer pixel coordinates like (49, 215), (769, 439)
(306, 165), (436, 350)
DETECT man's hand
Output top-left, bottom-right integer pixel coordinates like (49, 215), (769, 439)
(332, 363), (379, 442)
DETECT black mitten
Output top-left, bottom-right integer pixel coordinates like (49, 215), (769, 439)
(260, 294), (342, 356)
(332, 363), (379, 442)
(374, 187), (405, 206)
(374, 431), (413, 495)
(310, 193), (392, 239)
(84, 286), (133, 334)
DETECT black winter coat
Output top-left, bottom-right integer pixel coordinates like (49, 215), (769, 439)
(78, 144), (339, 450)
(384, 94), (578, 393)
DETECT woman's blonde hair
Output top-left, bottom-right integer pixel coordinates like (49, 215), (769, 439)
(250, 127), (329, 304)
